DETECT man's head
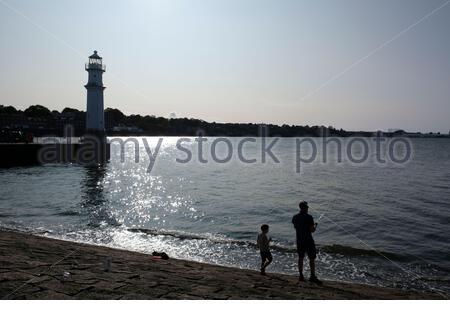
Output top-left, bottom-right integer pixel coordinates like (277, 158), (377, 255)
(261, 224), (269, 233)
(299, 201), (309, 213)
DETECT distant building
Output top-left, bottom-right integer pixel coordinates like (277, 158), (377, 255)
(55, 111), (85, 136)
(0, 113), (52, 133)
(0, 113), (28, 130)
(388, 128), (404, 133)
(112, 125), (143, 133)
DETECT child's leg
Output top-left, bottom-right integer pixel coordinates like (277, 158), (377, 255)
(262, 252), (272, 270)
(260, 257), (267, 275)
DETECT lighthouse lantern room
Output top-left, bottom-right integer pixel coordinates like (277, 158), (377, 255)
(85, 50), (106, 135)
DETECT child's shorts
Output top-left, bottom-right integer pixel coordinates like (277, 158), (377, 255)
(260, 250), (273, 262)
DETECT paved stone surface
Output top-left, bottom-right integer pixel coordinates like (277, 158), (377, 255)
(0, 230), (440, 299)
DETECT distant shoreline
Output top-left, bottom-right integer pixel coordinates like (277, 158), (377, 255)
(2, 105), (449, 138)
(104, 134), (450, 138)
(0, 230), (442, 299)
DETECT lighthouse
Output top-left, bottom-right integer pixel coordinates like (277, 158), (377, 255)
(85, 50), (106, 135)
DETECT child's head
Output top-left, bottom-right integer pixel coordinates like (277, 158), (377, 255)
(261, 224), (269, 233)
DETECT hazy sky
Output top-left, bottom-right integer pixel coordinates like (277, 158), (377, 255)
(1, 0), (449, 132)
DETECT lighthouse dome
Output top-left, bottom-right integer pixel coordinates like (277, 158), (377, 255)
(89, 50), (102, 59)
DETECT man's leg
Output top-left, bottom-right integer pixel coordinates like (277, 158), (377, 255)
(308, 247), (322, 284)
(309, 258), (315, 277)
(298, 253), (305, 281)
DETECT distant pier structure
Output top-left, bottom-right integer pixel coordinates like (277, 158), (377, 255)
(85, 51), (106, 136)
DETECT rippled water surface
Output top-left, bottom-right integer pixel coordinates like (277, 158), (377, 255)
(0, 137), (449, 295)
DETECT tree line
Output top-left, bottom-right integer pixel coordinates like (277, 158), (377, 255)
(1, 104), (375, 137)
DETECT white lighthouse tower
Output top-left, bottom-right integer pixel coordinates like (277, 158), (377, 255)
(85, 50), (106, 135)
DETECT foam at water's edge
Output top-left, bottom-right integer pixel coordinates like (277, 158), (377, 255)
(126, 227), (423, 263)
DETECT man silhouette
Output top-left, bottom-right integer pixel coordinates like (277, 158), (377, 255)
(292, 201), (322, 284)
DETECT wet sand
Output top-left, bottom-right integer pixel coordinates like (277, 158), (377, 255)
(0, 230), (441, 299)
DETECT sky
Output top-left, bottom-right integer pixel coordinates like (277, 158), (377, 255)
(0, 0), (449, 132)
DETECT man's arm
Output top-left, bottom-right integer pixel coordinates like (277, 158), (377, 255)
(309, 216), (317, 233)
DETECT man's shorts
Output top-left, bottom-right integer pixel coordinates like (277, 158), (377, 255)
(260, 250), (273, 262)
(297, 243), (317, 260)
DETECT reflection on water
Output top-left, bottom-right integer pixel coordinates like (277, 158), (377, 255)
(81, 164), (119, 227)
(82, 165), (106, 208)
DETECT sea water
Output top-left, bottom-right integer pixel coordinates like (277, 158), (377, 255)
(0, 137), (449, 295)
